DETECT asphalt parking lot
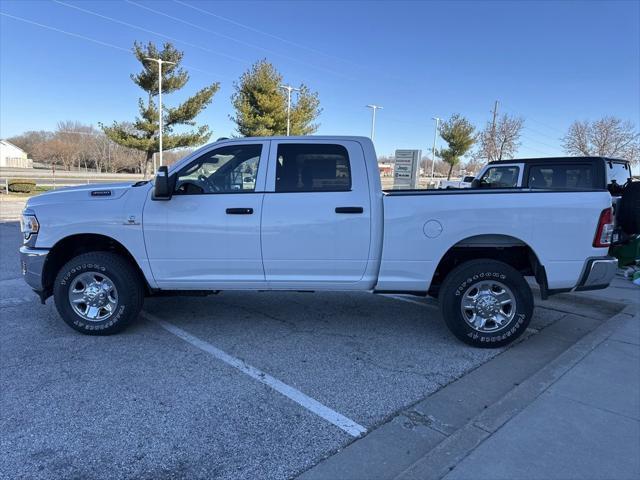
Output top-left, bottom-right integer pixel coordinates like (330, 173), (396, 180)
(0, 220), (628, 479)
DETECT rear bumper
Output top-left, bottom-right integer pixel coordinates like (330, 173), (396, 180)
(19, 246), (49, 292)
(574, 256), (618, 291)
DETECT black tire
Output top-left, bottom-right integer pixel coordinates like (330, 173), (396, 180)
(617, 181), (640, 235)
(439, 259), (533, 348)
(53, 252), (144, 335)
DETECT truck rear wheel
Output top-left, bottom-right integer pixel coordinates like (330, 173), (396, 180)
(439, 259), (533, 348)
(53, 252), (144, 335)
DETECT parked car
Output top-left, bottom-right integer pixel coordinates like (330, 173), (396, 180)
(439, 176), (475, 189)
(20, 137), (618, 347)
(471, 157), (639, 244)
(472, 157), (631, 192)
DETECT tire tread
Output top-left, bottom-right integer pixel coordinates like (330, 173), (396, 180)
(53, 251), (144, 335)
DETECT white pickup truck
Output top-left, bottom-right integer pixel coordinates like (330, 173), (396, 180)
(19, 136), (618, 347)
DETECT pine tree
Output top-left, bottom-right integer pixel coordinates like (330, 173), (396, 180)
(101, 42), (219, 172)
(231, 60), (321, 136)
(437, 114), (476, 180)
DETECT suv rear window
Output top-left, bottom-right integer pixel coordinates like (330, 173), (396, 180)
(606, 161), (631, 193)
(477, 166), (520, 188)
(527, 164), (593, 189)
(275, 144), (351, 192)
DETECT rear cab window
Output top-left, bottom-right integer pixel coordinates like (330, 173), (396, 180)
(527, 164), (594, 189)
(275, 144), (351, 192)
(476, 166), (520, 188)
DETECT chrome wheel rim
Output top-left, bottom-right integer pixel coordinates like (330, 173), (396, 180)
(68, 272), (118, 322)
(460, 280), (516, 333)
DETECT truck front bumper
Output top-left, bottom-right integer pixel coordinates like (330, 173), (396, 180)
(19, 246), (49, 296)
(574, 256), (618, 291)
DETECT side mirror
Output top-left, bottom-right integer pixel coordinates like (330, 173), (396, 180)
(153, 166), (172, 200)
(471, 179), (481, 188)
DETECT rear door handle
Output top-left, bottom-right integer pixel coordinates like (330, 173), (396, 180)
(335, 207), (364, 214)
(226, 208), (253, 215)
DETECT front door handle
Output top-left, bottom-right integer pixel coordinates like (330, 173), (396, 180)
(226, 208), (253, 215)
(335, 207), (364, 214)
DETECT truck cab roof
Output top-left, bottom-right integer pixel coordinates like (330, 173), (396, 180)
(487, 156), (629, 166)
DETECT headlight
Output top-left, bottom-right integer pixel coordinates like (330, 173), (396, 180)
(20, 210), (39, 241)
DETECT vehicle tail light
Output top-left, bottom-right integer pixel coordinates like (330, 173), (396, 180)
(593, 208), (614, 247)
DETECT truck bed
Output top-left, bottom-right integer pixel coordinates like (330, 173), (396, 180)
(376, 188), (612, 292)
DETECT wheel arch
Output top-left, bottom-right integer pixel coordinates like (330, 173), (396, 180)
(428, 234), (547, 298)
(42, 233), (150, 299)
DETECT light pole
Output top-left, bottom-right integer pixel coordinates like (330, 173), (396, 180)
(279, 84), (300, 136)
(144, 57), (176, 167)
(431, 116), (441, 179)
(366, 104), (383, 141)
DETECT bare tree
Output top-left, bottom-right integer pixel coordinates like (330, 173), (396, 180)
(463, 157), (485, 176)
(54, 121), (94, 170)
(7, 122), (161, 174)
(476, 114), (524, 162)
(562, 116), (640, 164)
(7, 131), (54, 161)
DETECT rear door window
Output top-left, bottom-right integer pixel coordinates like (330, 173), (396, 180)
(477, 166), (520, 188)
(527, 164), (593, 189)
(275, 144), (351, 192)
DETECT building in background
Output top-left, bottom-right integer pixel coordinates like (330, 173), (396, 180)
(0, 140), (32, 168)
(378, 161), (394, 177)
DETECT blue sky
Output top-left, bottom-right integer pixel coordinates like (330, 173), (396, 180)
(1, 0), (638, 157)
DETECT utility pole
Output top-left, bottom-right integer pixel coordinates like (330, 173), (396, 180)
(490, 100), (499, 161)
(144, 57), (176, 167)
(491, 100), (499, 130)
(366, 104), (383, 140)
(431, 117), (441, 179)
(279, 84), (300, 136)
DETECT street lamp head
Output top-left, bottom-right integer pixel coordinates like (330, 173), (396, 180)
(143, 57), (176, 65)
(280, 84), (301, 93)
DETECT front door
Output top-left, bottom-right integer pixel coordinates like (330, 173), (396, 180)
(143, 141), (269, 289)
(260, 140), (372, 288)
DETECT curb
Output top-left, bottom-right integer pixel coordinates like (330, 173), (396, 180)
(394, 304), (637, 480)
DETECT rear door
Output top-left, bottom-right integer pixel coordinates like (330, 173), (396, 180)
(260, 140), (372, 287)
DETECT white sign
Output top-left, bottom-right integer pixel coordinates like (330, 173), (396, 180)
(393, 149), (421, 189)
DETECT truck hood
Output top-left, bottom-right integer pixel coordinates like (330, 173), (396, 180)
(26, 182), (149, 208)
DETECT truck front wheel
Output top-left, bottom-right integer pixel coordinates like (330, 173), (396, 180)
(53, 252), (144, 335)
(439, 259), (533, 348)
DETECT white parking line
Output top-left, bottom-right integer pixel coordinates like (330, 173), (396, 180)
(142, 312), (367, 438)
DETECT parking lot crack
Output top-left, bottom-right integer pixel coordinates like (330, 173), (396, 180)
(356, 354), (449, 383)
(218, 300), (299, 330)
